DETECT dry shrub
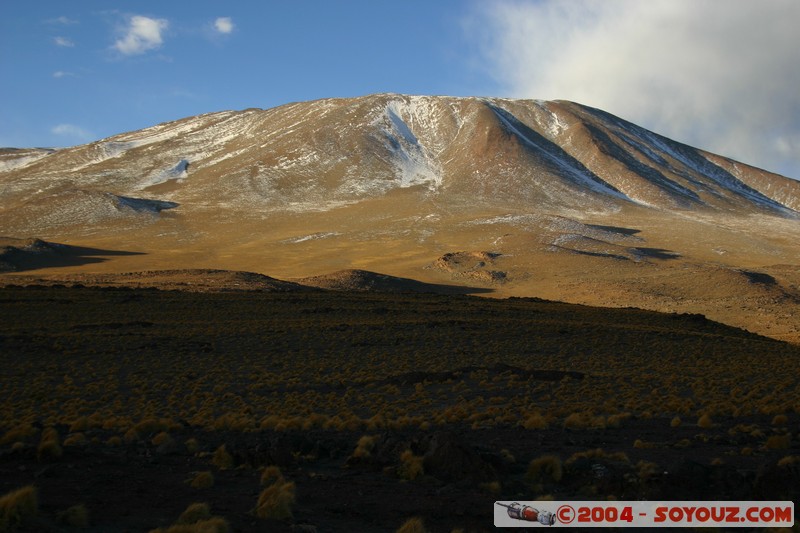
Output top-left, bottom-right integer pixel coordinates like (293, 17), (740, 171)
(69, 417), (89, 432)
(0, 485), (38, 532)
(480, 481), (501, 494)
(777, 455), (799, 467)
(563, 412), (605, 430)
(637, 460), (660, 480)
(254, 478), (295, 520)
(148, 517), (229, 533)
(63, 433), (87, 447)
(764, 434), (791, 450)
(189, 471), (214, 489)
(177, 503), (211, 525)
(670, 416), (682, 428)
(396, 517), (428, 533)
(152, 432), (173, 447)
(185, 438), (200, 454)
(211, 445), (234, 470)
(521, 413), (548, 429)
(606, 412), (631, 428)
(697, 414), (714, 428)
(771, 414), (789, 426)
(58, 504), (89, 527)
(1, 425), (37, 446)
(260, 466), (283, 486)
(37, 428), (62, 461)
(500, 448), (516, 464)
(397, 450), (424, 481)
(527, 454), (563, 483)
(352, 435), (376, 459)
(566, 448), (629, 465)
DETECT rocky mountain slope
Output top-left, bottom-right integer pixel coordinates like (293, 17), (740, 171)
(1, 94), (799, 341)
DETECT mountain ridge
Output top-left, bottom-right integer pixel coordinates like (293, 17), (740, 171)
(1, 93), (799, 342)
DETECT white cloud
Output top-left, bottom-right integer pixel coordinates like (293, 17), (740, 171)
(51, 124), (94, 143)
(114, 15), (169, 56)
(53, 71), (76, 78)
(47, 16), (78, 25)
(54, 36), (75, 47)
(471, 0), (800, 179)
(214, 17), (234, 35)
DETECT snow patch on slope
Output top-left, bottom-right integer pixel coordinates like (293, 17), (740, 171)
(376, 99), (443, 190)
(140, 159), (190, 189)
(0, 149), (55, 172)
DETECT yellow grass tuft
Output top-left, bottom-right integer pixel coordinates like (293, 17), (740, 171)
(177, 503), (211, 525)
(260, 466), (283, 486)
(396, 516), (428, 533)
(397, 450), (424, 481)
(211, 445), (234, 470)
(37, 428), (62, 461)
(771, 414), (789, 426)
(254, 478), (295, 520)
(697, 414), (714, 429)
(480, 481), (501, 494)
(527, 454), (563, 483)
(563, 412), (606, 430)
(152, 432), (173, 447)
(58, 504), (89, 527)
(63, 433), (87, 447)
(148, 517), (229, 533)
(69, 416), (89, 432)
(1, 425), (37, 446)
(0, 485), (38, 532)
(764, 434), (791, 450)
(521, 413), (548, 429)
(189, 471), (214, 489)
(670, 416), (682, 428)
(352, 435), (376, 458)
(777, 455), (799, 467)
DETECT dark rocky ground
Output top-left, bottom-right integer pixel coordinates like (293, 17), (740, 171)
(1, 286), (798, 532)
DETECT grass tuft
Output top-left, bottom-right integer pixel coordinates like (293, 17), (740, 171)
(254, 478), (295, 520)
(396, 516), (428, 533)
(0, 485), (38, 532)
(397, 450), (424, 481)
(697, 414), (714, 429)
(211, 445), (234, 470)
(189, 471), (214, 489)
(177, 503), (211, 525)
(148, 517), (229, 533)
(527, 454), (563, 483)
(352, 435), (376, 458)
(57, 504), (89, 527)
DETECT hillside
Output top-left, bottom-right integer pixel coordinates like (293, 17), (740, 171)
(1, 94), (799, 341)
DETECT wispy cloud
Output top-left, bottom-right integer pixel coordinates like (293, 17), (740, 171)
(47, 16), (78, 25)
(471, 0), (800, 178)
(51, 123), (94, 143)
(52, 71), (77, 79)
(214, 17), (234, 35)
(53, 36), (75, 48)
(113, 15), (169, 56)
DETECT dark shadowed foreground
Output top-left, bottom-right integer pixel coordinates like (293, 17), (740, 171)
(1, 286), (798, 532)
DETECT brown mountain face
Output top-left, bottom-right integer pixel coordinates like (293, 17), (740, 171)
(1, 93), (799, 341)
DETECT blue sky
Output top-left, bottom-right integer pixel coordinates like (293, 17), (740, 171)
(0, 1), (491, 147)
(2, 1), (799, 179)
